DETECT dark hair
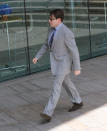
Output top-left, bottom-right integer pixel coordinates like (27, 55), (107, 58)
(50, 9), (64, 22)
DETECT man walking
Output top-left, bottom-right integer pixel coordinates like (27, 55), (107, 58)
(33, 9), (83, 123)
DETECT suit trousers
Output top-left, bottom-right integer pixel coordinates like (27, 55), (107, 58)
(43, 73), (82, 117)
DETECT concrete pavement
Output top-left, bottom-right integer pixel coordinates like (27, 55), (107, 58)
(0, 55), (107, 131)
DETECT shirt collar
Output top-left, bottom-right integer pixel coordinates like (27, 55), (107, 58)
(55, 23), (63, 31)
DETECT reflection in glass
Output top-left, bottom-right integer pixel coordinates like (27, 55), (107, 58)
(0, 0), (29, 81)
(89, 0), (107, 56)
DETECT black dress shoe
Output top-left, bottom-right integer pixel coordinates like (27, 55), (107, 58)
(40, 113), (51, 123)
(68, 102), (83, 112)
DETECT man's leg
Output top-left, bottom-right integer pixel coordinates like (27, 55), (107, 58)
(42, 74), (65, 117)
(63, 74), (83, 111)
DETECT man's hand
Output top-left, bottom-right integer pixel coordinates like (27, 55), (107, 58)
(32, 58), (38, 64)
(74, 70), (81, 76)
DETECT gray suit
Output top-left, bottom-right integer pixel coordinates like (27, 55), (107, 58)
(36, 23), (82, 117)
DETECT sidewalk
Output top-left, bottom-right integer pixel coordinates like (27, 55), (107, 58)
(0, 55), (107, 131)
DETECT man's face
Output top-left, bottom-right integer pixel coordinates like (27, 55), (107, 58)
(49, 15), (61, 28)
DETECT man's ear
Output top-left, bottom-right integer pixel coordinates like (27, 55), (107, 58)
(58, 18), (62, 23)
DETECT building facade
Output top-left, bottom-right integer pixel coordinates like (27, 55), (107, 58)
(0, 0), (107, 82)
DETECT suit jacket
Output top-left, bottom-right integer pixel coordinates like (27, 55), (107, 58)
(36, 23), (81, 75)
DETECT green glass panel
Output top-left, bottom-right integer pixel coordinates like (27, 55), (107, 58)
(89, 0), (107, 56)
(0, 0), (29, 82)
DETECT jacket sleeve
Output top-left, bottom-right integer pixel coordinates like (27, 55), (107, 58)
(35, 43), (48, 60)
(65, 30), (81, 70)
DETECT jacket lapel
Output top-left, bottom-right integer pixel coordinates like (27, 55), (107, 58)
(51, 25), (63, 49)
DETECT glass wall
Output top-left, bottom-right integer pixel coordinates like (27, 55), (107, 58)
(89, 0), (107, 56)
(0, 0), (107, 82)
(0, 0), (30, 81)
